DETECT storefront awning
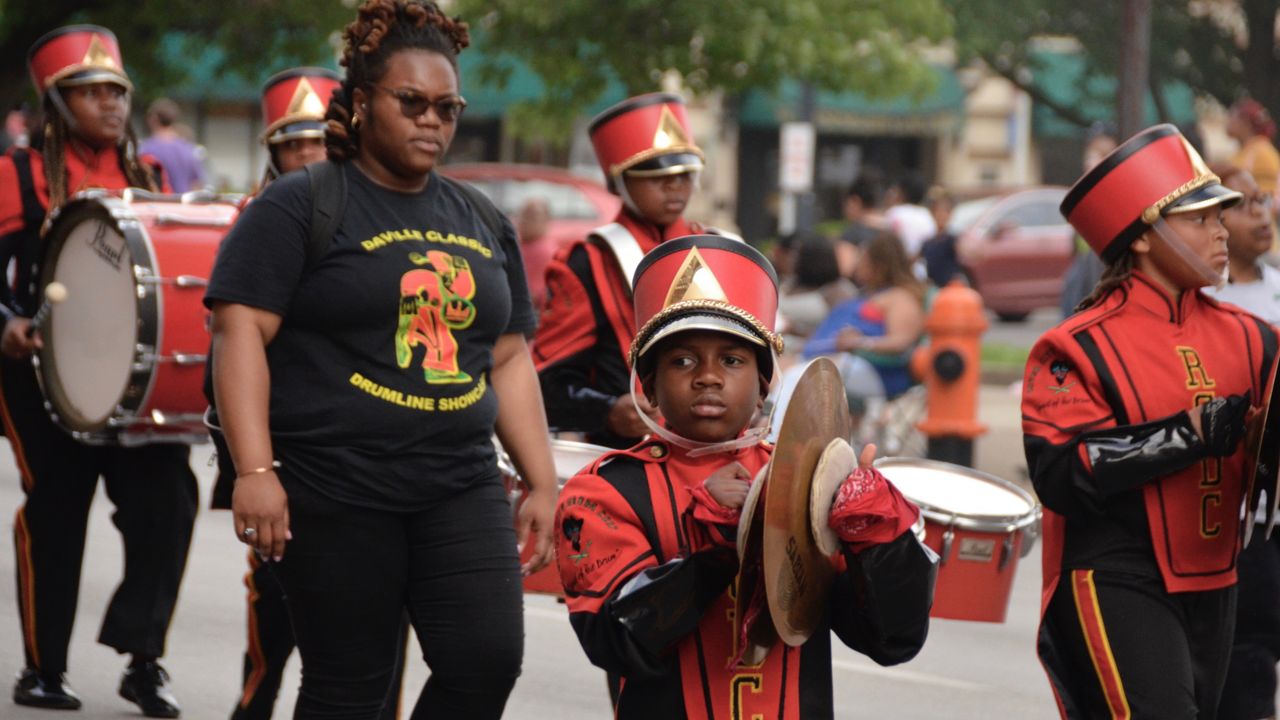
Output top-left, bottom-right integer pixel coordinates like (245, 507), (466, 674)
(736, 65), (966, 135)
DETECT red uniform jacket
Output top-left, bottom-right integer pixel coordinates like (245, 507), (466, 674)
(1023, 271), (1277, 607)
(0, 143), (167, 317)
(0, 143), (167, 235)
(533, 210), (696, 446)
(556, 439), (933, 719)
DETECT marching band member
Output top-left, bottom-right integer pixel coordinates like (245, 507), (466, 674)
(533, 92), (710, 448)
(0, 24), (192, 717)
(555, 234), (936, 718)
(1023, 124), (1274, 719)
(206, 2), (557, 717)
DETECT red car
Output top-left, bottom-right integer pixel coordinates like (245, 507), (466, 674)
(953, 186), (1075, 321)
(439, 162), (620, 247)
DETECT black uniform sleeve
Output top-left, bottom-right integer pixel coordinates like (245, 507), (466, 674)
(203, 172), (310, 314)
(830, 530), (937, 666)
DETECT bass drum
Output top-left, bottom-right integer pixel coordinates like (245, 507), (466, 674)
(35, 190), (236, 445)
(498, 438), (611, 595)
(875, 457), (1041, 623)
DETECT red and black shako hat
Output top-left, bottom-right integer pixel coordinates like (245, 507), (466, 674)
(1060, 123), (1242, 263)
(28, 24), (132, 95)
(630, 235), (783, 378)
(589, 92), (704, 179)
(261, 67), (341, 145)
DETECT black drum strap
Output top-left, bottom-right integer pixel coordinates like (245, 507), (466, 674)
(5, 149), (46, 315)
(304, 160), (347, 270)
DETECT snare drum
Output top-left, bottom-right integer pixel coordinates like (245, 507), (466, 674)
(498, 438), (611, 595)
(35, 191), (236, 445)
(875, 457), (1041, 622)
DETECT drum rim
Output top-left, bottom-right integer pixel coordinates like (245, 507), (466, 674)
(874, 456), (1041, 533)
(35, 194), (159, 434)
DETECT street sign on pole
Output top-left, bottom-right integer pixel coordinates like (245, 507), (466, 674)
(779, 121), (815, 194)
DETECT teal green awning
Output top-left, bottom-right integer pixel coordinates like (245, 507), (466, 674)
(737, 66), (966, 135)
(1029, 50), (1197, 138)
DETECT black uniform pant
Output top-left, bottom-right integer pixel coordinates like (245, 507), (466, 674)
(1042, 567), (1235, 720)
(276, 470), (523, 720)
(232, 550), (409, 720)
(1219, 529), (1280, 720)
(2, 359), (198, 675)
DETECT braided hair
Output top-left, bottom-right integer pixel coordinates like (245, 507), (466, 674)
(325, 0), (470, 161)
(38, 91), (156, 216)
(1074, 251), (1135, 313)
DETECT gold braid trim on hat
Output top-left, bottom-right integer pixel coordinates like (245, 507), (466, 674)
(609, 145), (705, 177)
(629, 299), (784, 367)
(1140, 173), (1219, 224)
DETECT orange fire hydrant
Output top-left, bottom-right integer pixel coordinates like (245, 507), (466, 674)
(910, 280), (989, 466)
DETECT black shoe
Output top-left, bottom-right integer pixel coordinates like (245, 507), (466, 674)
(13, 667), (82, 710)
(118, 661), (180, 718)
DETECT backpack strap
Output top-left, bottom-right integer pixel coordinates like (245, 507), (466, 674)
(304, 160), (348, 270)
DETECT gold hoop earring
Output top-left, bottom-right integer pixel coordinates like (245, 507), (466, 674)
(351, 114), (362, 130)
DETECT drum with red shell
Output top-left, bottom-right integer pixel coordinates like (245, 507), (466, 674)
(499, 438), (611, 594)
(36, 190), (236, 445)
(875, 457), (1040, 622)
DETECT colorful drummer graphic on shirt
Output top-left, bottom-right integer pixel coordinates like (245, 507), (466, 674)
(204, 164), (536, 510)
(396, 249), (477, 384)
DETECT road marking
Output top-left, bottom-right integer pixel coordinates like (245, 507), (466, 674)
(832, 659), (991, 692)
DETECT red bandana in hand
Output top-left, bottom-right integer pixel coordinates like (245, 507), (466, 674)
(828, 466), (919, 552)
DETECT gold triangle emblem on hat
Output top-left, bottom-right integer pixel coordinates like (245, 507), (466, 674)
(664, 247), (727, 308)
(285, 78), (327, 119)
(1180, 135), (1212, 178)
(652, 105), (690, 151)
(81, 35), (119, 70)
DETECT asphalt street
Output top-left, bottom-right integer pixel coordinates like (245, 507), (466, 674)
(0, 383), (1059, 719)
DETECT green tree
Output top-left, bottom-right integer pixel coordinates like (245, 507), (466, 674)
(947, 0), (1276, 130)
(454, 0), (952, 140)
(0, 1), (349, 111)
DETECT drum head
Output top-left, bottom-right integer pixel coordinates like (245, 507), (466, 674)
(874, 457), (1038, 531)
(37, 200), (144, 431)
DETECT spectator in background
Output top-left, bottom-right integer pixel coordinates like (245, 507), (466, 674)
(0, 105), (30, 153)
(1227, 97), (1280, 200)
(140, 98), (205, 193)
(919, 185), (961, 288)
(884, 172), (936, 260)
(515, 197), (554, 311)
(1060, 122), (1118, 316)
(777, 231), (857, 345)
(841, 168), (885, 249)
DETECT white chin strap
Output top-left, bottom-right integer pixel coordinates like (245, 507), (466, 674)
(628, 349), (775, 457)
(1151, 216), (1228, 290)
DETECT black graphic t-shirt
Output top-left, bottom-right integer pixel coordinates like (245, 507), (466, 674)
(205, 163), (535, 510)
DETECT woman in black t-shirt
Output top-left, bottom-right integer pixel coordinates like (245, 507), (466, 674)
(204, 2), (558, 717)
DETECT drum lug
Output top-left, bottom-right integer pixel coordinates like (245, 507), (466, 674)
(939, 526), (954, 566)
(137, 274), (209, 288)
(135, 352), (207, 368)
(998, 532), (1014, 572)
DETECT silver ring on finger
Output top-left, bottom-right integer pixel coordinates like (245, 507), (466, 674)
(242, 527), (258, 541)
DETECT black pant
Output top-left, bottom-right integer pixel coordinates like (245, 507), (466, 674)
(276, 471), (523, 720)
(1043, 568), (1236, 720)
(232, 550), (409, 720)
(1219, 530), (1280, 720)
(2, 359), (198, 674)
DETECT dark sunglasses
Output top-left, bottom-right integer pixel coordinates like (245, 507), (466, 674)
(368, 85), (466, 122)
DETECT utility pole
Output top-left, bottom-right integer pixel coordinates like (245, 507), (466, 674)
(1116, 0), (1151, 139)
